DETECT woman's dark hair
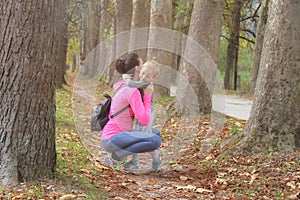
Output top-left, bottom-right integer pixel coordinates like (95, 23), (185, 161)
(115, 53), (140, 75)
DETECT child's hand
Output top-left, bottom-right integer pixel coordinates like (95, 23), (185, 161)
(144, 82), (154, 95)
(122, 74), (131, 80)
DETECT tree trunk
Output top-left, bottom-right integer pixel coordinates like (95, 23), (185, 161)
(172, 0), (194, 72)
(148, 0), (173, 97)
(0, 0), (56, 186)
(224, 0), (300, 154)
(55, 0), (69, 88)
(114, 0), (132, 56)
(175, 0), (224, 115)
(250, 0), (269, 95)
(129, 0), (151, 61)
(98, 0), (113, 76)
(224, 0), (243, 90)
(80, 0), (101, 76)
(72, 53), (77, 72)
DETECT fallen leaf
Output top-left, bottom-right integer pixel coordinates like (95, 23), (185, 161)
(148, 178), (155, 184)
(79, 169), (90, 174)
(288, 191), (300, 200)
(59, 194), (77, 200)
(204, 155), (213, 161)
(179, 176), (188, 181)
(215, 178), (227, 185)
(175, 185), (196, 191)
(286, 181), (296, 190)
(196, 188), (213, 193)
(249, 174), (258, 185)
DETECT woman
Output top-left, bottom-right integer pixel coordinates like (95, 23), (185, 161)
(101, 53), (162, 170)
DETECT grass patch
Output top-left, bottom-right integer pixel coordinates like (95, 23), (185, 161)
(0, 75), (108, 199)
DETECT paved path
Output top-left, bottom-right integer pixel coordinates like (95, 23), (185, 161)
(212, 94), (253, 120)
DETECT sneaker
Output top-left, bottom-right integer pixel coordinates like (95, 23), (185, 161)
(151, 158), (162, 172)
(124, 159), (139, 171)
(104, 154), (120, 170)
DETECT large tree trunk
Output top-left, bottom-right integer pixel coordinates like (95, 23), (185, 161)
(148, 0), (173, 97)
(129, 0), (151, 61)
(0, 0), (56, 186)
(224, 0), (243, 90)
(224, 0), (300, 154)
(55, 0), (69, 88)
(175, 0), (224, 115)
(250, 0), (269, 95)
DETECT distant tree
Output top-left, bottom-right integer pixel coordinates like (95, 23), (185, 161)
(0, 1), (56, 186)
(148, 0), (173, 97)
(175, 0), (224, 114)
(108, 0), (133, 85)
(114, 0), (133, 56)
(79, 0), (101, 76)
(129, 0), (151, 61)
(224, 0), (300, 154)
(222, 0), (260, 91)
(173, 0), (194, 35)
(224, 0), (243, 90)
(250, 0), (269, 95)
(55, 0), (69, 88)
(172, 0), (194, 71)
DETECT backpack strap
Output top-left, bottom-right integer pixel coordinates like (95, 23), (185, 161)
(110, 104), (130, 119)
(109, 85), (130, 118)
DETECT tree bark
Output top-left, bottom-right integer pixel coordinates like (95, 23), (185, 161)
(224, 0), (300, 154)
(176, 0), (224, 115)
(0, 0), (56, 186)
(80, 0), (101, 76)
(224, 0), (243, 90)
(129, 0), (151, 61)
(114, 0), (132, 56)
(148, 0), (173, 97)
(250, 0), (269, 95)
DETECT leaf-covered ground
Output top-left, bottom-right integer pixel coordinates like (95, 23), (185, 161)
(1, 74), (299, 200)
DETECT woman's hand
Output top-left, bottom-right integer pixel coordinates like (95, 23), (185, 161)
(144, 82), (154, 94)
(122, 74), (131, 80)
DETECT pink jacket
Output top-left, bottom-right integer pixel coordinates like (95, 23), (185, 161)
(101, 80), (152, 140)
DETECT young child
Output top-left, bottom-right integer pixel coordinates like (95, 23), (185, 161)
(122, 60), (162, 172)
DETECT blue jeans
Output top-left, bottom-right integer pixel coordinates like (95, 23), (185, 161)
(101, 128), (161, 160)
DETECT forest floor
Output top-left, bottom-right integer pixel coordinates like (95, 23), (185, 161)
(1, 73), (299, 200)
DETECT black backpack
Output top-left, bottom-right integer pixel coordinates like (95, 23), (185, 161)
(91, 93), (130, 131)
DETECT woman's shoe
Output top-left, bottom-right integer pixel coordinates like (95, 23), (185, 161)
(104, 154), (120, 170)
(151, 158), (162, 172)
(124, 159), (139, 171)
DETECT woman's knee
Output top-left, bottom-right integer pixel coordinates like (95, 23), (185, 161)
(151, 134), (162, 149)
(152, 128), (160, 136)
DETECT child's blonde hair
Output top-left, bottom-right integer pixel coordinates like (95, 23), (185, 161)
(143, 60), (160, 78)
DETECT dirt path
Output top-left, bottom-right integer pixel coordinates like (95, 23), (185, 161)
(71, 74), (220, 199)
(70, 74), (300, 200)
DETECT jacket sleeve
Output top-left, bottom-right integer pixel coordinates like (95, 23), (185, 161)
(128, 89), (152, 126)
(125, 78), (150, 89)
